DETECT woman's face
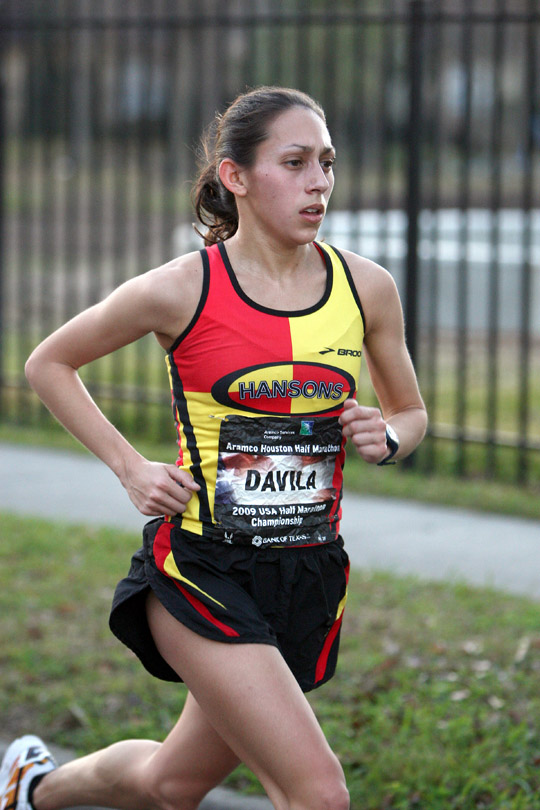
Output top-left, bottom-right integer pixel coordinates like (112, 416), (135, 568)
(237, 106), (335, 247)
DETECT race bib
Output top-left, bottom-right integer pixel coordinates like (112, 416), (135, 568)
(213, 415), (342, 546)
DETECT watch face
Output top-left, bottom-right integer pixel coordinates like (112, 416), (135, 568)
(386, 424), (399, 447)
(378, 424), (399, 465)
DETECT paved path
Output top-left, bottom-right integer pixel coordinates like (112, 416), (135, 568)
(2, 442), (539, 598)
(2, 442), (539, 809)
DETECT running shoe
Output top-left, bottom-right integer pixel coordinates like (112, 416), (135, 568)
(0, 736), (56, 810)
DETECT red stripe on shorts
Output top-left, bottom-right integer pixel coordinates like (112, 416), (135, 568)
(173, 580), (240, 638)
(152, 522), (239, 638)
(153, 522), (174, 572)
(314, 561), (350, 684)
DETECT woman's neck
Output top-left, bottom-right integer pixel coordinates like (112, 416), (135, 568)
(225, 228), (315, 282)
(221, 232), (327, 312)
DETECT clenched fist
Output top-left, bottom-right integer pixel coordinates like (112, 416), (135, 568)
(121, 458), (200, 517)
(339, 399), (389, 465)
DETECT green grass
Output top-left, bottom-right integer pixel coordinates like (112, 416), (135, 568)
(2, 513), (540, 808)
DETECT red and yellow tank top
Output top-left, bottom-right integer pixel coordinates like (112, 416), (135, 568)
(165, 240), (365, 546)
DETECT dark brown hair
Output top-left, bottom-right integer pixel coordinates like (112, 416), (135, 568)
(192, 86), (326, 245)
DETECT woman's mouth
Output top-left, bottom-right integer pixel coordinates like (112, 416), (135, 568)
(300, 205), (325, 223)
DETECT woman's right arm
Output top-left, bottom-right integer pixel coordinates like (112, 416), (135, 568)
(25, 255), (202, 516)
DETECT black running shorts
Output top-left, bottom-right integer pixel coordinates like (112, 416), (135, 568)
(109, 517), (350, 692)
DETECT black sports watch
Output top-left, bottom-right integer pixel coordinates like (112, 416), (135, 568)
(377, 424), (400, 466)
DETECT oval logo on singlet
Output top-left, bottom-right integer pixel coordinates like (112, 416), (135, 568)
(211, 362), (356, 416)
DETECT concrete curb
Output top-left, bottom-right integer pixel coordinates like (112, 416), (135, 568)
(0, 740), (273, 810)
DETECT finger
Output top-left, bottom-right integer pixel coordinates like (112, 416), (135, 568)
(359, 445), (388, 465)
(351, 431), (387, 453)
(351, 432), (388, 463)
(129, 468), (198, 516)
(342, 418), (386, 445)
(161, 492), (193, 515)
(137, 485), (195, 517)
(339, 403), (381, 426)
(166, 465), (201, 491)
(342, 414), (383, 433)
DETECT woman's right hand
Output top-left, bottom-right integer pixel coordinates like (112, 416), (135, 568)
(121, 458), (201, 517)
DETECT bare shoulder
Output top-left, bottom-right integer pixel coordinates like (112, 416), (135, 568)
(129, 250), (204, 344)
(138, 250), (203, 308)
(338, 249), (402, 333)
(338, 248), (397, 294)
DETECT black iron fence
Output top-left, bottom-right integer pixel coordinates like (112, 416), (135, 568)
(1, 0), (539, 486)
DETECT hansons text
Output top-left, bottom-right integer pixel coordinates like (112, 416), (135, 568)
(238, 379), (344, 400)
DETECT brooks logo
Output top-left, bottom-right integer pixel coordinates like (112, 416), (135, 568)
(319, 347), (362, 358)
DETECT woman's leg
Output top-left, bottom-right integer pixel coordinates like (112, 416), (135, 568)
(33, 691), (240, 810)
(145, 593), (349, 810)
(35, 590), (349, 810)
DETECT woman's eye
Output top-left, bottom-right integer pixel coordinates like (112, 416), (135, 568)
(286, 159), (303, 168)
(321, 159), (335, 172)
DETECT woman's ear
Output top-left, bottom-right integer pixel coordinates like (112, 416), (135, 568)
(218, 159), (248, 197)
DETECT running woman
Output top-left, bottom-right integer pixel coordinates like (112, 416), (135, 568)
(1, 86), (427, 810)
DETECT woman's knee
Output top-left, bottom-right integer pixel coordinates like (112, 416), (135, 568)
(304, 775), (349, 810)
(280, 755), (349, 810)
(142, 761), (207, 810)
(307, 751), (349, 810)
(315, 777), (350, 810)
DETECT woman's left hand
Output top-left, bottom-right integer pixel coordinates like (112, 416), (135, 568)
(339, 399), (388, 465)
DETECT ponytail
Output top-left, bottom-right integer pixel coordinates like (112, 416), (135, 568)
(192, 125), (239, 246)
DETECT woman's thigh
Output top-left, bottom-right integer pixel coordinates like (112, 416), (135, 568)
(146, 591), (346, 805)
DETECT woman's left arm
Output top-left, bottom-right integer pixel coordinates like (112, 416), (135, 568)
(339, 253), (428, 465)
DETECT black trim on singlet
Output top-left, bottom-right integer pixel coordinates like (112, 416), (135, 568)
(167, 249), (211, 354)
(328, 244), (367, 335)
(167, 357), (213, 529)
(217, 240), (333, 318)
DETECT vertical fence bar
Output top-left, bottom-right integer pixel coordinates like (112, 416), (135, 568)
(109, 16), (129, 432)
(422, 12), (444, 473)
(71, 6), (92, 322)
(244, 2), (259, 86)
(24, 0), (46, 424)
(321, 12), (337, 153)
(34, 15), (53, 428)
(404, 0), (424, 374)
(517, 0), (537, 483)
(295, 0), (311, 92)
(0, 72), (5, 419)
(3, 2), (23, 425)
(127, 0), (144, 436)
(87, 13), (107, 419)
(485, 0), (504, 478)
(345, 7), (367, 263)
(403, 0), (424, 468)
(1, 6), (10, 421)
(377, 0), (397, 267)
(60, 5), (75, 328)
(455, 5), (473, 477)
(160, 4), (177, 444)
(133, 8), (151, 438)
(268, 4), (282, 83)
